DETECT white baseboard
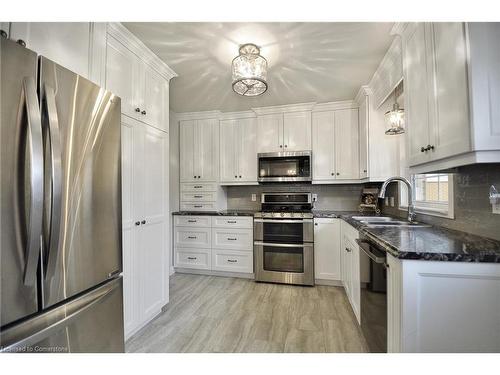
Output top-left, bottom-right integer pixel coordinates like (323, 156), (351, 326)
(315, 278), (343, 286)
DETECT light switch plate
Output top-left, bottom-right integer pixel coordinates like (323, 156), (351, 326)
(251, 194), (257, 202)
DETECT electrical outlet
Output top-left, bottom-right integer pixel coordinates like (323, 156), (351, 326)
(251, 193), (256, 202)
(312, 194), (318, 202)
(384, 197), (389, 206)
(493, 203), (500, 215)
(390, 197), (395, 207)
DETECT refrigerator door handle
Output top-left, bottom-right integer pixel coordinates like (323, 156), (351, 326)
(15, 77), (44, 286)
(41, 83), (62, 280)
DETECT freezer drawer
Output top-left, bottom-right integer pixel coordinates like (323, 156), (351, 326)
(0, 277), (124, 353)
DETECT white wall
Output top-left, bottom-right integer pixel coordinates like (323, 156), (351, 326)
(169, 110), (180, 274)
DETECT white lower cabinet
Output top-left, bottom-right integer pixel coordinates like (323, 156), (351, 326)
(212, 250), (253, 273)
(340, 221), (362, 324)
(121, 116), (169, 339)
(174, 215), (253, 275)
(314, 218), (342, 282)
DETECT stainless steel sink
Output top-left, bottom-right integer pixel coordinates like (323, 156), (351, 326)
(351, 216), (431, 228)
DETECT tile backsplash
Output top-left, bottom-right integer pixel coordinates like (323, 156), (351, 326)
(225, 183), (366, 211)
(382, 164), (500, 241)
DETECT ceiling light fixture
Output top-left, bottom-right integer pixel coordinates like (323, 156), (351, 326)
(232, 43), (268, 97)
(385, 81), (405, 135)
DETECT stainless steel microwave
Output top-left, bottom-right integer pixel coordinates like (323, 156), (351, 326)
(257, 151), (312, 183)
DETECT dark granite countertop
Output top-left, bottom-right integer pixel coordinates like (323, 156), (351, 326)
(172, 210), (256, 217)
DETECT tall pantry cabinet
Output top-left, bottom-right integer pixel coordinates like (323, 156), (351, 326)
(105, 23), (177, 339)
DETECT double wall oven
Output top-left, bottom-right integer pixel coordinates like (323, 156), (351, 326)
(254, 193), (314, 286)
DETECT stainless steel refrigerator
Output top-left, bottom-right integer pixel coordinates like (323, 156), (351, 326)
(0, 37), (124, 352)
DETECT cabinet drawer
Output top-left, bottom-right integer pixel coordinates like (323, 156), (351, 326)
(181, 183), (217, 192)
(174, 215), (211, 228)
(211, 216), (253, 229)
(174, 227), (211, 248)
(181, 192), (216, 202)
(212, 250), (253, 273)
(211, 228), (253, 251)
(180, 202), (217, 212)
(175, 248), (210, 270)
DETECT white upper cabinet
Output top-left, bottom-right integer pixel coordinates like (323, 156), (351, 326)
(8, 22), (104, 83)
(312, 107), (359, 182)
(106, 36), (141, 119)
(220, 117), (258, 184)
(335, 109), (359, 180)
(398, 22), (500, 172)
(257, 110), (312, 153)
(283, 111), (312, 151)
(312, 111), (336, 181)
(180, 118), (218, 182)
(142, 65), (169, 132)
(257, 114), (283, 153)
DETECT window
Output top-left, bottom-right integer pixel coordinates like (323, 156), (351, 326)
(399, 173), (454, 218)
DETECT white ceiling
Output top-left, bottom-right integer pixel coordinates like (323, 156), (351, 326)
(123, 22), (394, 113)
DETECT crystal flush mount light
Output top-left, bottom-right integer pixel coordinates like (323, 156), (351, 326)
(232, 43), (268, 97)
(385, 82), (405, 135)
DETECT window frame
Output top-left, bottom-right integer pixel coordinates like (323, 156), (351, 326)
(399, 173), (455, 219)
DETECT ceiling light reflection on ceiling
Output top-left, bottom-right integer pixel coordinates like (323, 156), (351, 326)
(232, 43), (268, 97)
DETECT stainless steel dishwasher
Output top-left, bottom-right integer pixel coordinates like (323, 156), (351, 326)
(356, 236), (388, 353)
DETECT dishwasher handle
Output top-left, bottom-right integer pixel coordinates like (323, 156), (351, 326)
(355, 239), (387, 265)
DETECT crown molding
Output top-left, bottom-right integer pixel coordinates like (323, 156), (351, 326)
(252, 102), (316, 116)
(218, 110), (256, 120)
(176, 110), (222, 121)
(107, 22), (177, 81)
(312, 100), (357, 112)
(354, 86), (372, 105)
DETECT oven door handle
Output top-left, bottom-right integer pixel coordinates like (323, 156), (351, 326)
(253, 219), (313, 224)
(254, 242), (312, 248)
(355, 239), (386, 264)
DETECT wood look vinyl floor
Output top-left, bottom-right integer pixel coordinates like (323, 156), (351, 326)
(126, 273), (368, 353)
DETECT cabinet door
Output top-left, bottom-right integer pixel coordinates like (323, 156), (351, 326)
(10, 22), (91, 80)
(312, 111), (335, 181)
(195, 119), (218, 182)
(350, 237), (361, 324)
(314, 219), (341, 281)
(219, 119), (238, 183)
(283, 111), (312, 151)
(237, 118), (258, 182)
(140, 125), (168, 322)
(179, 120), (196, 182)
(358, 96), (369, 178)
(143, 65), (169, 132)
(342, 235), (352, 298)
(334, 108), (359, 179)
(121, 117), (140, 338)
(106, 36), (140, 119)
(428, 22), (471, 161)
(257, 114), (283, 153)
(404, 23), (431, 166)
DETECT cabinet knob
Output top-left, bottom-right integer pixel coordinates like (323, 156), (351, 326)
(135, 107), (141, 113)
(280, 145), (283, 148)
(345, 247), (351, 253)
(135, 221), (141, 226)
(141, 110), (147, 115)
(314, 223), (318, 226)
(17, 39), (26, 47)
(141, 220), (146, 225)
(363, 169), (367, 173)
(336, 173), (340, 176)
(235, 175), (237, 178)
(239, 175), (242, 178)
(284, 145), (288, 148)
(331, 172), (334, 176)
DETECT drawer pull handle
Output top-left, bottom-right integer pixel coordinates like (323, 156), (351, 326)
(227, 221), (237, 224)
(187, 257), (197, 260)
(188, 236), (197, 239)
(187, 220), (197, 223)
(194, 205), (202, 208)
(227, 259), (238, 263)
(227, 238), (237, 241)
(194, 185), (202, 188)
(194, 195), (203, 198)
